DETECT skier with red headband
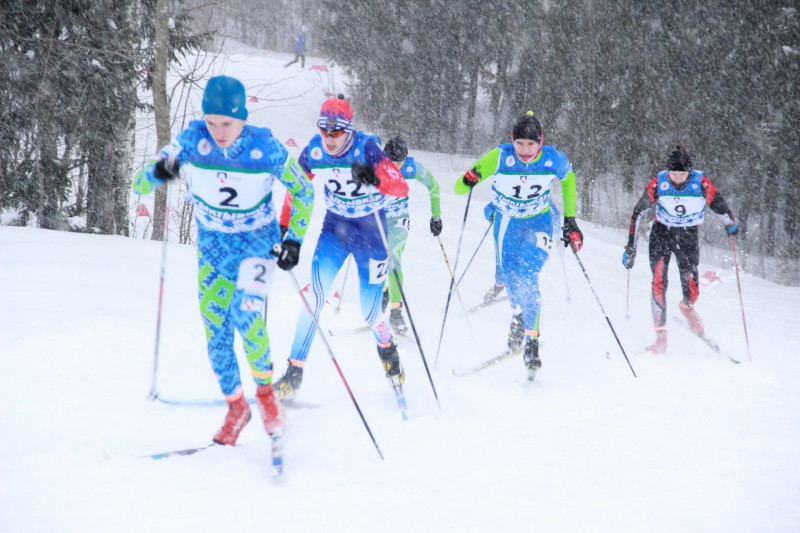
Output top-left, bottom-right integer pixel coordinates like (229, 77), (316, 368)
(454, 111), (582, 381)
(274, 95), (410, 399)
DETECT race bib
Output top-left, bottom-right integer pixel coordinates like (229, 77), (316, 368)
(536, 231), (554, 253)
(188, 166), (274, 211)
(237, 257), (275, 297)
(369, 257), (389, 285)
(323, 167), (368, 199)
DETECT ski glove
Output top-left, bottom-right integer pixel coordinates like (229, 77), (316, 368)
(430, 217), (443, 236)
(725, 221), (738, 236)
(622, 246), (636, 269)
(153, 157), (180, 181)
(484, 203), (497, 223)
(562, 217), (583, 252)
(275, 240), (301, 271)
(462, 168), (481, 188)
(351, 162), (380, 186)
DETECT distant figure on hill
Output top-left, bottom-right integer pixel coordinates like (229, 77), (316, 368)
(284, 26), (308, 68)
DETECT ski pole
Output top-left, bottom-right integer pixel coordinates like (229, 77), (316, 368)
(569, 246), (637, 377)
(434, 188), (473, 367)
(369, 195), (440, 405)
(334, 255), (352, 313)
(550, 202), (571, 301)
(276, 250), (384, 460)
(452, 220), (492, 292)
(147, 183), (171, 401)
(729, 235), (752, 361)
(436, 236), (474, 334)
(625, 270), (631, 320)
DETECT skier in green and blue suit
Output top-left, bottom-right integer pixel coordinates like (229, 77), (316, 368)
(455, 111), (583, 381)
(133, 75), (314, 446)
(381, 137), (442, 335)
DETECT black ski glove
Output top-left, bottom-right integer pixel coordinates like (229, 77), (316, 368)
(430, 217), (443, 236)
(352, 162), (380, 186)
(153, 157), (180, 181)
(562, 217), (583, 252)
(274, 240), (301, 271)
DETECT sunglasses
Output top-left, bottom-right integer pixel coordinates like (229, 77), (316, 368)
(319, 128), (347, 138)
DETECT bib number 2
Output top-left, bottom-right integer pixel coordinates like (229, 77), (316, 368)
(237, 257), (276, 297)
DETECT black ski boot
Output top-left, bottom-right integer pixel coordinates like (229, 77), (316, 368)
(523, 337), (542, 381)
(389, 305), (408, 336)
(508, 313), (524, 352)
(484, 283), (506, 304)
(377, 342), (405, 387)
(273, 363), (303, 400)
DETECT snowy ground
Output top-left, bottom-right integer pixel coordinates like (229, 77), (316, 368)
(2, 44), (800, 533)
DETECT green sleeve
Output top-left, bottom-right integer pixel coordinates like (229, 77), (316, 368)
(278, 155), (315, 242)
(453, 148), (502, 195)
(414, 162), (441, 218)
(561, 170), (577, 218)
(131, 159), (159, 195)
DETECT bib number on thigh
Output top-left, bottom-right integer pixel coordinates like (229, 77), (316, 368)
(369, 257), (389, 285)
(237, 257), (275, 298)
(536, 232), (554, 254)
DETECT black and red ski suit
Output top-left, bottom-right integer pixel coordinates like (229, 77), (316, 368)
(626, 172), (736, 328)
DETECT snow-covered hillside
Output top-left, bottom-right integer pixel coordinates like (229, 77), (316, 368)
(1, 44), (799, 533)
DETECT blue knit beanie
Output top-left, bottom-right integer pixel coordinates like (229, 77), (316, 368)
(202, 76), (248, 120)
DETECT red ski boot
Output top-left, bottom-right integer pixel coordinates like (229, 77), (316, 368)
(679, 301), (704, 335)
(646, 329), (668, 354)
(256, 384), (285, 436)
(213, 392), (251, 446)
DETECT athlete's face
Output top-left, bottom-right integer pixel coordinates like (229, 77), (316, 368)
(319, 128), (348, 154)
(205, 115), (245, 149)
(391, 159), (405, 169)
(513, 138), (541, 162)
(668, 170), (690, 185)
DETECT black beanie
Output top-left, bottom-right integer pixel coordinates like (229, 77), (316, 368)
(383, 137), (408, 162)
(512, 111), (543, 143)
(667, 145), (692, 171)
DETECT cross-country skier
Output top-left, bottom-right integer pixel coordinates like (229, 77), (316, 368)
(455, 111), (583, 380)
(273, 96), (410, 399)
(133, 75), (314, 446)
(621, 145), (738, 353)
(381, 136), (442, 335)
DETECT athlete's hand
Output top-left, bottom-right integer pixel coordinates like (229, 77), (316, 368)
(484, 203), (497, 223)
(352, 162), (380, 186)
(562, 217), (583, 252)
(274, 240), (301, 271)
(153, 157), (180, 181)
(430, 217), (443, 236)
(462, 168), (481, 188)
(622, 246), (636, 269)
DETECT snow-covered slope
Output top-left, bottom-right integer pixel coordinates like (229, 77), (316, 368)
(1, 45), (799, 533)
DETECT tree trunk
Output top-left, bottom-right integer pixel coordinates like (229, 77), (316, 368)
(151, 0), (171, 241)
